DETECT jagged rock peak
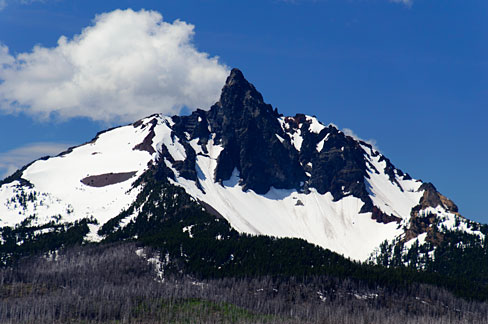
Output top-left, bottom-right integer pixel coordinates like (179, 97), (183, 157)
(201, 68), (305, 194)
(216, 68), (268, 112)
(418, 182), (458, 213)
(225, 68), (248, 87)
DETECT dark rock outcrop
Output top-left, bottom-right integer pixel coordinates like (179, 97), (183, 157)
(157, 69), (410, 213)
(418, 183), (458, 213)
(133, 118), (157, 154)
(205, 69), (307, 194)
(371, 206), (402, 224)
(307, 126), (369, 202)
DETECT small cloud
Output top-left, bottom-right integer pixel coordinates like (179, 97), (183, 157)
(19, 0), (47, 4)
(342, 128), (379, 151)
(279, 0), (414, 6)
(0, 45), (14, 65)
(0, 142), (71, 179)
(0, 9), (229, 123)
(275, 0), (318, 3)
(389, 0), (413, 7)
(0, 0), (48, 11)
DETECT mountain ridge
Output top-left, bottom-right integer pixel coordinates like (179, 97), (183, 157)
(0, 68), (482, 262)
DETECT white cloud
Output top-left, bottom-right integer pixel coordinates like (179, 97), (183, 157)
(19, 0), (47, 4)
(277, 0), (413, 5)
(389, 0), (413, 7)
(0, 142), (71, 179)
(0, 9), (229, 123)
(0, 45), (13, 64)
(0, 0), (48, 11)
(342, 128), (378, 151)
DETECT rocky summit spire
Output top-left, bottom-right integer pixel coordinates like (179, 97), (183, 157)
(207, 68), (278, 138)
(216, 68), (265, 112)
(204, 68), (306, 194)
(225, 68), (247, 87)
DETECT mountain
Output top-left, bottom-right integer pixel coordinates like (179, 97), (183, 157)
(0, 69), (484, 264)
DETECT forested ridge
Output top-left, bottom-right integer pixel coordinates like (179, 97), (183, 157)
(1, 168), (488, 323)
(100, 168), (488, 301)
(1, 242), (488, 324)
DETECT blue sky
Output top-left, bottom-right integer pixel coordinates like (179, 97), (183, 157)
(0, 0), (486, 222)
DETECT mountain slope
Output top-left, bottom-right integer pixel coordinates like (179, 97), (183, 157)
(0, 69), (482, 262)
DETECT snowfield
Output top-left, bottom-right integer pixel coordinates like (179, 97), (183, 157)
(0, 114), (480, 261)
(0, 115), (171, 240)
(171, 136), (403, 261)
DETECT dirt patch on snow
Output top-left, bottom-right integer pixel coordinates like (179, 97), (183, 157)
(81, 172), (137, 188)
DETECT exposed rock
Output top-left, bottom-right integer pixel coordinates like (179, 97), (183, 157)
(172, 109), (210, 143)
(133, 118), (157, 154)
(400, 184), (461, 246)
(371, 206), (401, 224)
(403, 205), (444, 245)
(81, 171), (137, 187)
(206, 68), (306, 194)
(418, 183), (458, 213)
(307, 126), (370, 202)
(440, 194), (459, 214)
(378, 155), (403, 192)
(155, 69), (414, 211)
(284, 114), (307, 129)
(199, 200), (226, 219)
(172, 140), (198, 182)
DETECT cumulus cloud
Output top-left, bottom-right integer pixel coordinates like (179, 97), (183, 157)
(0, 0), (6, 11)
(0, 9), (229, 123)
(0, 142), (71, 179)
(342, 128), (378, 151)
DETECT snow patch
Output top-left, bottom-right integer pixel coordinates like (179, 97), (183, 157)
(316, 134), (330, 152)
(183, 225), (195, 238)
(275, 134), (285, 144)
(136, 248), (168, 282)
(404, 233), (427, 250)
(306, 116), (326, 134)
(290, 129), (304, 151)
(85, 224), (103, 242)
(153, 118), (187, 161)
(362, 144), (423, 221)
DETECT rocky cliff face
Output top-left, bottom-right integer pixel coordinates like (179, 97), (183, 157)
(170, 69), (381, 205)
(166, 69), (412, 222)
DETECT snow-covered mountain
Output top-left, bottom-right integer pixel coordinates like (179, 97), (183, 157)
(0, 69), (482, 261)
